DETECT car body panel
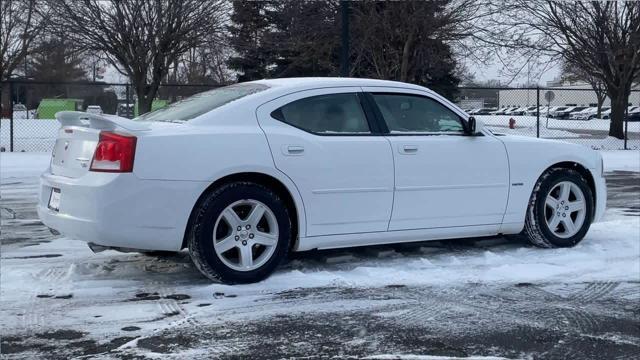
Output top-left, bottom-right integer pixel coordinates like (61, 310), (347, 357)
(362, 86), (510, 231)
(256, 87), (395, 237)
(496, 135), (604, 229)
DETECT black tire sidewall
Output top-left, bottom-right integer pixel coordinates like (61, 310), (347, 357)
(191, 183), (291, 284)
(533, 171), (594, 247)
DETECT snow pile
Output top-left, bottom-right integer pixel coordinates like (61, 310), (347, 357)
(260, 216), (640, 289)
(0, 152), (50, 179)
(602, 150), (640, 172)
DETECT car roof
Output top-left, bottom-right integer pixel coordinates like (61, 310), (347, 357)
(251, 77), (425, 92)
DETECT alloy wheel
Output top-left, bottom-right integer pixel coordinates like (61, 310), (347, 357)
(544, 181), (587, 239)
(213, 199), (279, 272)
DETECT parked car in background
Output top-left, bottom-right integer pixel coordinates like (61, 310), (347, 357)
(602, 106), (637, 120)
(494, 106), (516, 115)
(548, 106), (569, 118)
(12, 104), (29, 119)
(506, 106), (535, 116)
(525, 106), (546, 116)
(86, 105), (103, 115)
(117, 103), (135, 118)
(469, 107), (496, 115)
(584, 107), (610, 120)
(523, 106), (538, 115)
(569, 107), (595, 120)
(38, 77), (607, 284)
(555, 106), (587, 119)
(626, 111), (640, 122)
(507, 107), (524, 116)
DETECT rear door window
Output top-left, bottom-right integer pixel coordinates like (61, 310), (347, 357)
(271, 93), (371, 134)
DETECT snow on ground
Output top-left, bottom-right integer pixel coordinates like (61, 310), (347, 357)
(602, 150), (640, 172)
(477, 115), (640, 150)
(1, 145), (639, 358)
(0, 152), (51, 178)
(479, 115), (640, 133)
(0, 119), (58, 152)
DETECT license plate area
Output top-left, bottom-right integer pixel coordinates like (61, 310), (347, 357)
(48, 188), (61, 212)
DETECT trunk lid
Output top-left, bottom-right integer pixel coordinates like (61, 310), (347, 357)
(51, 111), (150, 178)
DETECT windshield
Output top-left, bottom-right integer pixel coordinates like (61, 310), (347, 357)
(134, 83), (269, 122)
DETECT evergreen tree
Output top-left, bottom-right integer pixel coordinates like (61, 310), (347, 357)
(227, 1), (272, 81)
(227, 0), (460, 98)
(29, 37), (87, 82)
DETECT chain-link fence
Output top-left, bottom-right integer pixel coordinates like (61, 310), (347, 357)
(1, 81), (638, 152)
(456, 86), (640, 150)
(0, 80), (219, 152)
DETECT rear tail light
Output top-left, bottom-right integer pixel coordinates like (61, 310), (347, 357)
(90, 131), (137, 172)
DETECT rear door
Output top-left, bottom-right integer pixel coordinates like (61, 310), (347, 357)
(256, 88), (394, 237)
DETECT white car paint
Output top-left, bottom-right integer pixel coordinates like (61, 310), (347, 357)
(256, 87), (394, 236)
(38, 77), (606, 254)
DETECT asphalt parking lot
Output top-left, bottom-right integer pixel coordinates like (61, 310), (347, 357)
(1, 171), (639, 359)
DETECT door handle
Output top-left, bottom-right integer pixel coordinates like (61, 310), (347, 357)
(400, 145), (418, 154)
(283, 145), (305, 155)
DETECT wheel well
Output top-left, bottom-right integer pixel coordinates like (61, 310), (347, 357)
(181, 172), (299, 250)
(546, 161), (596, 211)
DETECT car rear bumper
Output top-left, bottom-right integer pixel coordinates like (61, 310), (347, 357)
(38, 171), (208, 251)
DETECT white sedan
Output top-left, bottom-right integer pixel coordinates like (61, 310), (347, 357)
(38, 78), (606, 284)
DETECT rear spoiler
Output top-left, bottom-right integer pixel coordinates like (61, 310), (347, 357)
(55, 111), (150, 131)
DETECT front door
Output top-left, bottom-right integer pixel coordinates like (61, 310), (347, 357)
(364, 87), (510, 231)
(257, 88), (394, 237)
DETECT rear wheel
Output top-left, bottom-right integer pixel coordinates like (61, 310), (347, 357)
(524, 168), (594, 248)
(188, 182), (291, 284)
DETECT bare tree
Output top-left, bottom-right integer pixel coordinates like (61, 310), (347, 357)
(1, 0), (48, 114)
(561, 61), (608, 118)
(49, 0), (227, 114)
(490, 1), (640, 139)
(176, 42), (233, 85)
(0, 0), (47, 80)
(350, 1), (487, 83)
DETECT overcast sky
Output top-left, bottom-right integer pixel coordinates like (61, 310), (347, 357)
(474, 63), (560, 85)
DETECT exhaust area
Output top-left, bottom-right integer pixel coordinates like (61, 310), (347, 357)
(87, 242), (141, 253)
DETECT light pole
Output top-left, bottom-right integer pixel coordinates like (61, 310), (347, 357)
(340, 0), (350, 77)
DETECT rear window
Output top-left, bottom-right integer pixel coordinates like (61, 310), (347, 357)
(134, 83), (269, 122)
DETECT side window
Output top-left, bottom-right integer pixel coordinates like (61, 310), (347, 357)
(271, 93), (370, 134)
(371, 93), (464, 134)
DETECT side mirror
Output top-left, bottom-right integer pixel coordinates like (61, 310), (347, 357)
(466, 117), (483, 135)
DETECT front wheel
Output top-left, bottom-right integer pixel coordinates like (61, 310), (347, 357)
(524, 168), (594, 248)
(188, 182), (291, 284)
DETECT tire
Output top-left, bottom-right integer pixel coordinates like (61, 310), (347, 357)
(523, 168), (594, 248)
(188, 182), (291, 284)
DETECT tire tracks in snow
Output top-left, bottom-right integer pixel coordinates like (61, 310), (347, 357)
(20, 264), (72, 334)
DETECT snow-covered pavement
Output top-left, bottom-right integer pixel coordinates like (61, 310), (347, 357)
(1, 151), (639, 359)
